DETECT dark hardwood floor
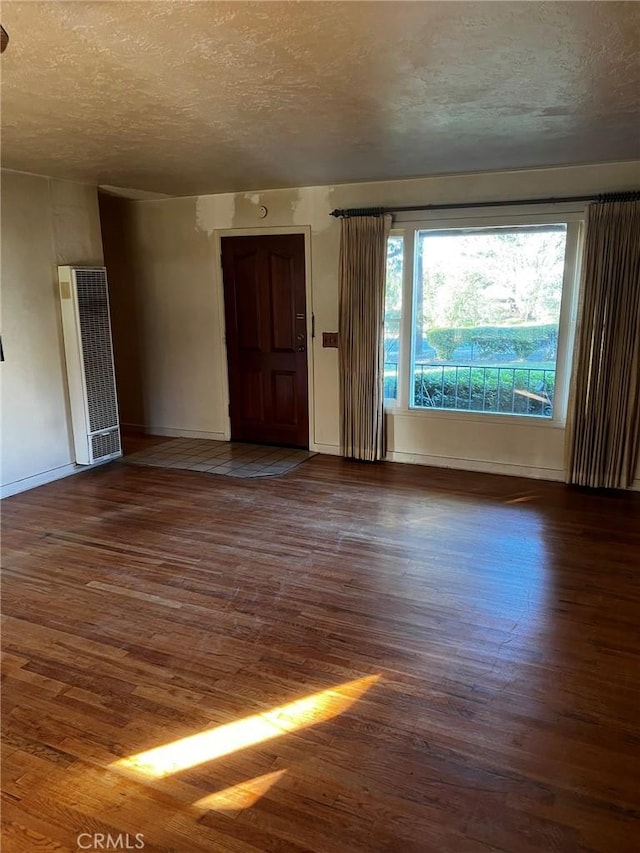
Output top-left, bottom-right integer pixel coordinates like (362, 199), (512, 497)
(2, 450), (639, 852)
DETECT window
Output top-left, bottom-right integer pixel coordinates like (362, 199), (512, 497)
(383, 235), (403, 402)
(384, 214), (582, 419)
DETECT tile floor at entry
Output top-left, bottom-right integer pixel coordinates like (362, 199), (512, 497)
(123, 438), (316, 478)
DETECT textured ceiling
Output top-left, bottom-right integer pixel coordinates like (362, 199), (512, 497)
(1, 1), (639, 196)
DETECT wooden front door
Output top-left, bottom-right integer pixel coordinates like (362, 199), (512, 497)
(221, 234), (309, 448)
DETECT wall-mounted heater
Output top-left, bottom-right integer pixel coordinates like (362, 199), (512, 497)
(58, 266), (122, 465)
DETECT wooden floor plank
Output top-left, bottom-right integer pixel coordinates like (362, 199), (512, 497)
(2, 450), (639, 852)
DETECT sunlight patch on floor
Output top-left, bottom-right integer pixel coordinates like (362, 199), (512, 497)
(111, 674), (380, 779)
(193, 769), (288, 813)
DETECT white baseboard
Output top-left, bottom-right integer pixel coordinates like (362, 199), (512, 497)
(3, 443), (636, 495)
(385, 450), (565, 482)
(311, 443), (341, 456)
(0, 456), (119, 499)
(310, 444), (565, 482)
(126, 425), (335, 451)
(1, 463), (79, 498)
(122, 424), (227, 442)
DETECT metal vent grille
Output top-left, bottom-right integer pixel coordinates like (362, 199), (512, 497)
(91, 429), (121, 461)
(75, 269), (118, 432)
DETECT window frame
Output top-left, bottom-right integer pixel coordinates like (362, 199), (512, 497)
(384, 206), (585, 426)
(383, 229), (409, 409)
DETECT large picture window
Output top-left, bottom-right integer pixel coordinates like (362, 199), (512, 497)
(384, 213), (582, 419)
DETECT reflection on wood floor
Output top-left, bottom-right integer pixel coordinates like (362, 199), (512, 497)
(2, 448), (639, 852)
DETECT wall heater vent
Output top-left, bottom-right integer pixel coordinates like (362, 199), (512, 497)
(58, 266), (122, 465)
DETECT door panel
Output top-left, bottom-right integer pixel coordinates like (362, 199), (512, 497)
(222, 234), (309, 448)
(235, 251), (262, 351)
(269, 256), (296, 352)
(241, 369), (265, 423)
(272, 371), (297, 425)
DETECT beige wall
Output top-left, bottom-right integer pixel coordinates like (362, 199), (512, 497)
(0, 169), (104, 496)
(98, 195), (146, 428)
(101, 193), (225, 439)
(101, 161), (640, 484)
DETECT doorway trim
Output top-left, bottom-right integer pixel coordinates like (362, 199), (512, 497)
(213, 226), (315, 449)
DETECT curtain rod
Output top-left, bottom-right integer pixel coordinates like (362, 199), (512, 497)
(329, 190), (640, 218)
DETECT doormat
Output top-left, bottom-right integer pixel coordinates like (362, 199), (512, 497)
(123, 438), (316, 479)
